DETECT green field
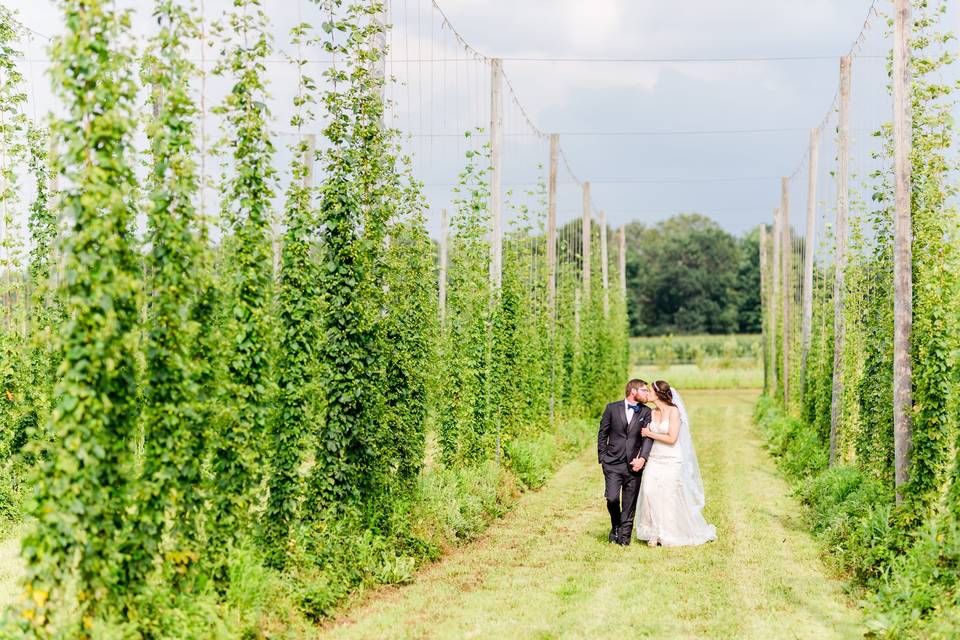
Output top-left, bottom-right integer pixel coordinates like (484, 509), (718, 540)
(630, 334), (761, 365)
(630, 334), (763, 389)
(317, 390), (861, 639)
(633, 363), (763, 390)
(0, 358), (853, 638)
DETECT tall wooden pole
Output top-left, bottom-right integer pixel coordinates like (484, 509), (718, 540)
(801, 128), (819, 373)
(771, 208), (780, 395)
(491, 57), (505, 467)
(599, 210), (609, 317)
(547, 134), (558, 320)
(892, 0), (913, 500)
(780, 178), (791, 404)
(547, 135), (558, 425)
(830, 55), (852, 467)
(759, 224), (769, 393)
(439, 208), (448, 325)
(489, 58), (503, 291)
(582, 181), (591, 302)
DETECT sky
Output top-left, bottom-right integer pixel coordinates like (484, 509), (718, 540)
(420, 0), (895, 235)
(3, 0), (946, 239)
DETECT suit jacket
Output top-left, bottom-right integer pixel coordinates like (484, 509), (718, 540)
(597, 400), (653, 468)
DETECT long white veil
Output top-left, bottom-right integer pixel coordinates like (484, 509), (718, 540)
(672, 389), (706, 509)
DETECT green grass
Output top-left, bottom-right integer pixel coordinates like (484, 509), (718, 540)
(316, 390), (862, 640)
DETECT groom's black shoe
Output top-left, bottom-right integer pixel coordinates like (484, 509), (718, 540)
(608, 528), (618, 543)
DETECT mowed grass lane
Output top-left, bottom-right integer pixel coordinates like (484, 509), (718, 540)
(319, 390), (862, 640)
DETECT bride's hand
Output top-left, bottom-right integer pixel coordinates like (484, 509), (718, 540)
(641, 427), (653, 438)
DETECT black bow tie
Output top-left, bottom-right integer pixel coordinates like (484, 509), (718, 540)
(627, 404), (641, 412)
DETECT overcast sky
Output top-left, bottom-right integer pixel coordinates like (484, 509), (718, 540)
(7, 0), (948, 237)
(423, 0), (898, 235)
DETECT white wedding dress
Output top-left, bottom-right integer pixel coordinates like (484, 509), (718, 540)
(634, 389), (716, 547)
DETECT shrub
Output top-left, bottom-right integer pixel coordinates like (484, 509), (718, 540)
(755, 396), (827, 480)
(865, 515), (960, 639)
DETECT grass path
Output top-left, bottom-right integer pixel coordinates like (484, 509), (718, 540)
(319, 389), (863, 640)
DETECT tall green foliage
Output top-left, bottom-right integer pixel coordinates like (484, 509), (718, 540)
(134, 0), (205, 584)
(22, 0), (142, 627)
(208, 0), (277, 555)
(24, 124), (59, 450)
(264, 19), (319, 568)
(0, 8), (32, 470)
(762, 2), (960, 636)
(0, 0), (632, 632)
(438, 136), (493, 465)
(900, 1), (959, 515)
(308, 0), (397, 511)
(380, 177), (436, 494)
(0, 4), (26, 336)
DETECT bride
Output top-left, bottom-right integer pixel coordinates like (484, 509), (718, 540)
(633, 380), (716, 547)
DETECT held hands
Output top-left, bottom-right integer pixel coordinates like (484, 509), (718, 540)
(630, 457), (645, 472)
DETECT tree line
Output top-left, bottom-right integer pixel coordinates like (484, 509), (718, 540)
(617, 214), (761, 336)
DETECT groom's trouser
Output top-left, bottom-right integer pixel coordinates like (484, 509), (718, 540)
(602, 462), (641, 540)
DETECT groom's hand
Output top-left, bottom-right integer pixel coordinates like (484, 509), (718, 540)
(630, 457), (645, 472)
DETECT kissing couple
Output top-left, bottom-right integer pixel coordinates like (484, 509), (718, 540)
(597, 378), (716, 547)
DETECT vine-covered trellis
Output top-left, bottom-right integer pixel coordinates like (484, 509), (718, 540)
(0, 0), (627, 634)
(758, 1), (960, 636)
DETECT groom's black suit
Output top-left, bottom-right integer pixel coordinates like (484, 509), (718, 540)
(598, 400), (654, 544)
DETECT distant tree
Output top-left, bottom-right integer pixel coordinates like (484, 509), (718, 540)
(623, 221), (647, 335)
(626, 214), (740, 335)
(736, 227), (762, 333)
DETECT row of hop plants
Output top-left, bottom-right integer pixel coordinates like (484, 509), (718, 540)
(762, 2), (960, 637)
(0, 0), (627, 635)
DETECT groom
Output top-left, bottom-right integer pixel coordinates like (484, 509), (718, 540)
(597, 379), (654, 545)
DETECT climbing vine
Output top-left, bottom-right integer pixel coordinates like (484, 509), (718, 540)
(21, 0), (142, 628)
(761, 2), (960, 636)
(264, 17), (318, 568)
(438, 133), (493, 465)
(133, 0), (205, 585)
(0, 0), (631, 633)
(207, 0), (277, 556)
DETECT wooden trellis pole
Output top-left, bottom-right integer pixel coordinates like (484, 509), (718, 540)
(599, 210), (609, 317)
(771, 208), (780, 395)
(582, 181), (591, 302)
(830, 55), (851, 467)
(760, 223), (769, 392)
(489, 58), (503, 291)
(780, 178), (791, 403)
(547, 135), (558, 425)
(892, 0), (913, 500)
(547, 134), (558, 321)
(801, 128), (818, 373)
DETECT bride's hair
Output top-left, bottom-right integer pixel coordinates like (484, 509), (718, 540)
(652, 380), (675, 406)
